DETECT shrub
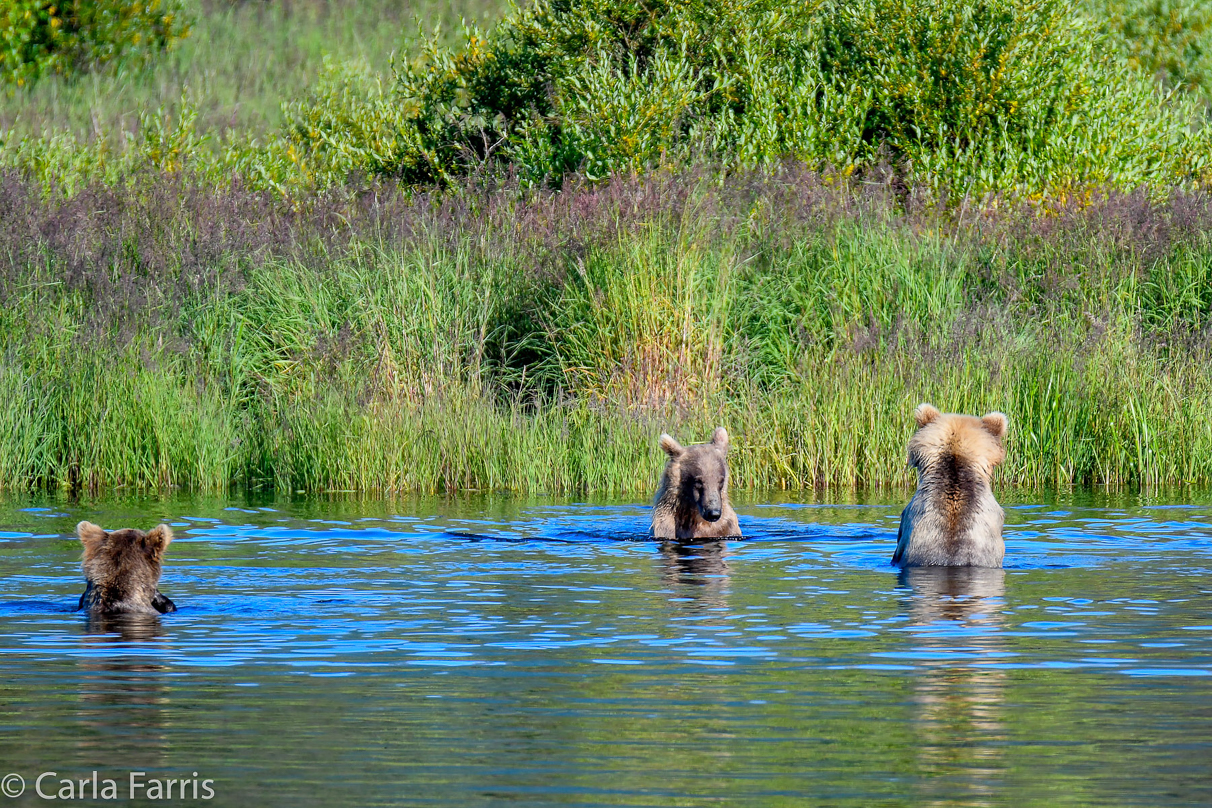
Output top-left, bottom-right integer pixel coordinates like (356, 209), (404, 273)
(0, 0), (190, 86)
(278, 57), (430, 189)
(281, 0), (1209, 195)
(0, 103), (213, 193)
(819, 0), (1209, 195)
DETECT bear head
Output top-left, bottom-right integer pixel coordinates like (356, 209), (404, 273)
(659, 426), (732, 522)
(908, 403), (1008, 482)
(77, 521), (174, 616)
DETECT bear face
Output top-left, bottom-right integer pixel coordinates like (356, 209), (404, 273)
(77, 522), (177, 617)
(651, 427), (742, 540)
(893, 404), (1008, 568)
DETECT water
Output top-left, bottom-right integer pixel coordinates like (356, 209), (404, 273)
(1, 492), (1211, 807)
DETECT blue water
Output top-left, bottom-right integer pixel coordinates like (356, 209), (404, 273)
(0, 492), (1210, 806)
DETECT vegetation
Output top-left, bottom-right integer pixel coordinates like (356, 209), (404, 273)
(1092, 0), (1212, 102)
(282, 0), (1211, 195)
(2, 0), (1211, 197)
(0, 0), (504, 195)
(1, 0), (189, 86)
(0, 0), (1210, 494)
(1, 168), (1211, 493)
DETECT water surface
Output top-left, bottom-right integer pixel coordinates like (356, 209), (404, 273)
(1, 492), (1210, 806)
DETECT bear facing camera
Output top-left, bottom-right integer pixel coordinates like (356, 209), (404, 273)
(651, 427), (742, 540)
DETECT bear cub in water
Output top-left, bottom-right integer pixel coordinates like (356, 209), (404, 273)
(651, 427), (741, 540)
(893, 404), (1008, 568)
(77, 521), (177, 616)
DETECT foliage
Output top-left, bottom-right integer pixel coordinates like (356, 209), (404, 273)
(4, 0), (1212, 495)
(276, 0), (1210, 195)
(1093, 0), (1212, 102)
(0, 103), (214, 194)
(0, 0), (190, 86)
(277, 57), (431, 191)
(4, 0), (1211, 198)
(3, 168), (1212, 493)
(0, 0), (503, 147)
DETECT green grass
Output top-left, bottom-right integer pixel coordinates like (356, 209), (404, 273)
(1, 169), (1211, 494)
(0, 0), (503, 141)
(2, 0), (1212, 496)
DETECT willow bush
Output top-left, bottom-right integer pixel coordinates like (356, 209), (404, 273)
(1092, 0), (1212, 101)
(1, 0), (189, 85)
(283, 0), (1210, 195)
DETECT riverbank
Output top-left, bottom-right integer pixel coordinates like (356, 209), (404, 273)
(1, 167), (1210, 493)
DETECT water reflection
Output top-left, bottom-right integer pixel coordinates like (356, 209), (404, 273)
(658, 540), (730, 609)
(0, 494), (1209, 806)
(83, 614), (166, 642)
(76, 616), (172, 763)
(901, 567), (1007, 807)
(900, 567), (1006, 625)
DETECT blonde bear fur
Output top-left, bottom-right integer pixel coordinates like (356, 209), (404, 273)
(77, 521), (177, 616)
(893, 404), (1008, 568)
(651, 427), (741, 540)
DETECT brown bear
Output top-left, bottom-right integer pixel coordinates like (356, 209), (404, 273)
(651, 427), (741, 540)
(76, 521), (177, 616)
(893, 404), (1008, 568)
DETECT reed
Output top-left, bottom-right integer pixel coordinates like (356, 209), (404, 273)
(0, 167), (1211, 493)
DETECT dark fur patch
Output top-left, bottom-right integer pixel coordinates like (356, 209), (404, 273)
(938, 451), (978, 552)
(675, 454), (726, 524)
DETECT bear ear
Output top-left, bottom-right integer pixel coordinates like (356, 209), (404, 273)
(659, 433), (685, 458)
(144, 524), (174, 552)
(77, 521), (106, 553)
(913, 403), (941, 428)
(711, 426), (729, 450)
(981, 411), (1008, 439)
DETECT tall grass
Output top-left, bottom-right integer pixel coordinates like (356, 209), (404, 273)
(1, 166), (1211, 493)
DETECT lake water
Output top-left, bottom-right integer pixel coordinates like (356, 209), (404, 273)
(0, 491), (1210, 806)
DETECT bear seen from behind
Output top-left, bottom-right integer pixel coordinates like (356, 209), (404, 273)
(893, 404), (1008, 568)
(77, 521), (177, 616)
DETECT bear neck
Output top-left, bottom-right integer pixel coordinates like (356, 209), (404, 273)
(918, 453), (991, 548)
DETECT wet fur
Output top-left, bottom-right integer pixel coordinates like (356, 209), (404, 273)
(77, 522), (177, 616)
(893, 404), (1007, 568)
(651, 427), (741, 540)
